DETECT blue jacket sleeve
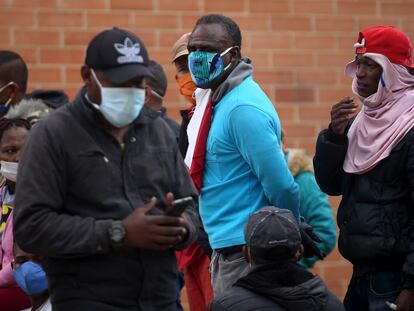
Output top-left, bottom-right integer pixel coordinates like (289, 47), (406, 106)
(228, 105), (300, 219)
(296, 172), (337, 268)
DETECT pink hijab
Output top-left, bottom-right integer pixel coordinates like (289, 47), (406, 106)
(343, 53), (414, 174)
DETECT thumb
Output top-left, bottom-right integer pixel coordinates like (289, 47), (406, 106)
(141, 197), (157, 214)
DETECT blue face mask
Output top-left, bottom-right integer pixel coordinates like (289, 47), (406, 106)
(88, 70), (146, 128)
(188, 46), (235, 88)
(13, 261), (48, 296)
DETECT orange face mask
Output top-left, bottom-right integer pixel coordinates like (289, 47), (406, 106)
(176, 73), (196, 105)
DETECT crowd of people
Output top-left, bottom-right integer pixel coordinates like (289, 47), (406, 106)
(0, 12), (413, 311)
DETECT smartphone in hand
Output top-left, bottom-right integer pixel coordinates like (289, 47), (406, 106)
(164, 196), (194, 216)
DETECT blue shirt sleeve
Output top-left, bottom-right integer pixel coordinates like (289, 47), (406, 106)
(227, 105), (300, 219)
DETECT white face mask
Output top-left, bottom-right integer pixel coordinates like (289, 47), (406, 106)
(88, 70), (146, 128)
(0, 160), (18, 182)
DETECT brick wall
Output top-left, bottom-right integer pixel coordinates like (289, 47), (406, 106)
(1, 0), (413, 304)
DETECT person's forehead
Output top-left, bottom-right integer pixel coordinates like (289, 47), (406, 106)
(189, 24), (230, 48)
(356, 54), (378, 64)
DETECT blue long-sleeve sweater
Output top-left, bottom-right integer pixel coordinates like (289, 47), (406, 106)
(200, 76), (300, 249)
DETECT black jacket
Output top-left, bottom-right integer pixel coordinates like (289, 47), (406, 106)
(211, 261), (344, 311)
(13, 89), (199, 311)
(313, 126), (414, 288)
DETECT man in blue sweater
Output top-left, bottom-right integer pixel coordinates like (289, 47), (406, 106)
(187, 14), (300, 295)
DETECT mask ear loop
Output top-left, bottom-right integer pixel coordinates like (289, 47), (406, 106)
(220, 46), (238, 71)
(0, 82), (16, 110)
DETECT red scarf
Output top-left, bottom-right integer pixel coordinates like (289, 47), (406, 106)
(189, 97), (213, 193)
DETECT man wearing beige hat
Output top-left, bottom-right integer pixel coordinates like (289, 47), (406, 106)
(172, 32), (214, 311)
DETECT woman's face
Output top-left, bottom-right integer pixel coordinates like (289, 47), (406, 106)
(355, 55), (383, 98)
(0, 126), (28, 163)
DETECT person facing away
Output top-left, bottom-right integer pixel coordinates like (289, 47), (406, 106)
(313, 25), (414, 311)
(13, 244), (51, 311)
(144, 59), (181, 140)
(13, 27), (199, 311)
(0, 51), (68, 119)
(210, 206), (345, 311)
(186, 14), (300, 295)
(281, 131), (336, 269)
(171, 33), (214, 311)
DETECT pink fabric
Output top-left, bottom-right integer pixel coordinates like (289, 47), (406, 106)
(0, 211), (16, 287)
(343, 53), (414, 174)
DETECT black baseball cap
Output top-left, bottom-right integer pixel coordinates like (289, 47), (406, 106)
(85, 27), (153, 84)
(244, 206), (301, 261)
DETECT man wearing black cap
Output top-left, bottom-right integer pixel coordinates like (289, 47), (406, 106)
(13, 27), (199, 311)
(144, 59), (180, 140)
(211, 206), (344, 311)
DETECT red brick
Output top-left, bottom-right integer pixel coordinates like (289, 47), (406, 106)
(292, 0), (334, 14)
(315, 17), (356, 32)
(282, 123), (318, 138)
(324, 263), (353, 282)
(146, 50), (172, 64)
(0, 9), (34, 26)
(87, 12), (131, 28)
(273, 52), (314, 68)
(158, 0), (201, 12)
(276, 105), (296, 121)
(158, 31), (189, 49)
(338, 1), (377, 15)
(298, 106), (330, 120)
(296, 70), (338, 85)
(61, 0), (107, 9)
(318, 87), (353, 102)
(381, 2), (414, 15)
(110, 0), (153, 10)
(243, 51), (272, 68)
(133, 30), (156, 48)
(254, 70), (294, 85)
(38, 11), (83, 27)
(272, 16), (312, 31)
(295, 34), (336, 50)
(63, 31), (97, 46)
(180, 14), (200, 30)
(135, 14), (178, 29)
(28, 66), (62, 83)
(205, 0), (247, 13)
(276, 88), (315, 103)
(337, 34), (357, 49)
(250, 33), (292, 50)
(15, 30), (60, 46)
(233, 15), (271, 31)
(12, 47), (38, 64)
(65, 67), (82, 84)
(250, 0), (289, 14)
(0, 31), (11, 45)
(358, 17), (401, 30)
(316, 52), (351, 68)
(40, 48), (85, 65)
(10, 0), (58, 8)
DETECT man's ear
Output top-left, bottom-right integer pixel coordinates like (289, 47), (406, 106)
(231, 46), (241, 62)
(81, 65), (92, 85)
(144, 85), (152, 104)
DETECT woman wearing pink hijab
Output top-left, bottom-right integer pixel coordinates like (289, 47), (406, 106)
(314, 26), (414, 311)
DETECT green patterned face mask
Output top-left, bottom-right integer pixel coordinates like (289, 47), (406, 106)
(188, 46), (234, 88)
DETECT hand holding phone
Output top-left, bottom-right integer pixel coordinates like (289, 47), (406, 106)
(164, 196), (194, 217)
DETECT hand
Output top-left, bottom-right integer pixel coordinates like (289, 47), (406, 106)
(330, 97), (358, 135)
(395, 289), (414, 311)
(122, 194), (188, 250)
(299, 220), (325, 260)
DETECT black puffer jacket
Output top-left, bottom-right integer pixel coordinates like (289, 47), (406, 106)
(211, 261), (344, 311)
(313, 126), (414, 288)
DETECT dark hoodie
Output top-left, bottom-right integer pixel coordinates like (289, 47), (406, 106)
(211, 261), (344, 311)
